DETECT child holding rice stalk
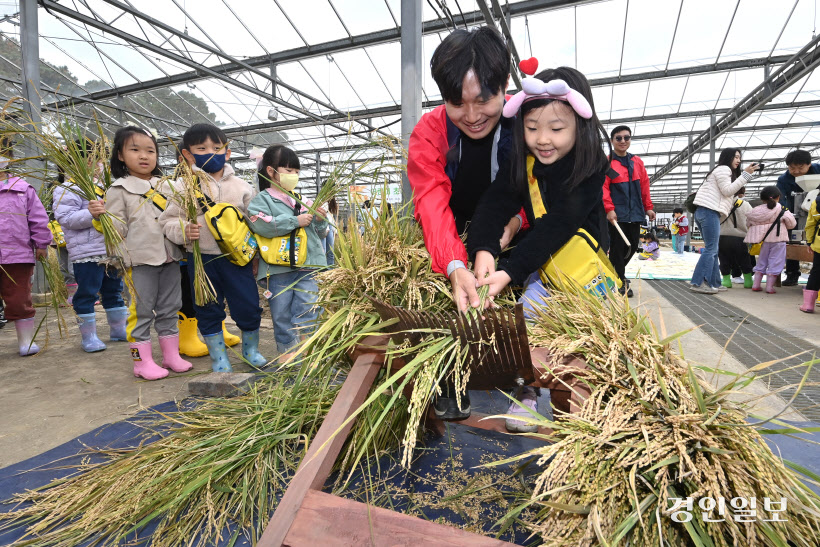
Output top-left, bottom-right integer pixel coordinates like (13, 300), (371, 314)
(247, 145), (329, 363)
(467, 63), (616, 433)
(0, 139), (52, 356)
(96, 126), (191, 380)
(54, 142), (127, 353)
(159, 124), (266, 372)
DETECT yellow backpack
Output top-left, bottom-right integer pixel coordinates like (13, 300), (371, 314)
(527, 156), (621, 299)
(196, 184), (258, 267)
(255, 192), (308, 268)
(48, 220), (66, 247)
(91, 185), (106, 233)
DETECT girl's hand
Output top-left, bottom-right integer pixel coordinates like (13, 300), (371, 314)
(744, 163), (758, 174)
(35, 248), (48, 261)
(500, 215), (521, 249)
(88, 200), (105, 219)
(315, 207), (327, 220)
(297, 213), (314, 227)
(473, 250), (496, 282)
(185, 223), (201, 241)
(477, 270), (512, 298)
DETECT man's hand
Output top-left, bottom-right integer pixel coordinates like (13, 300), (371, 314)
(473, 250), (496, 283)
(184, 222), (201, 241)
(297, 213), (314, 227)
(500, 215), (521, 250)
(449, 267), (480, 313)
(35, 248), (48, 261)
(476, 269), (512, 298)
(88, 200), (105, 219)
(606, 210), (618, 223)
(315, 206), (327, 220)
(646, 209), (656, 221)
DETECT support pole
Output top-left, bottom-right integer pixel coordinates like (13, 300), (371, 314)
(400, 0), (422, 210)
(686, 134), (693, 250)
(20, 0), (46, 295)
(315, 152), (321, 193)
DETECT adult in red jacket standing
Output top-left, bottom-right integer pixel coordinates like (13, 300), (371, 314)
(407, 26), (525, 314)
(407, 26), (524, 420)
(603, 125), (655, 296)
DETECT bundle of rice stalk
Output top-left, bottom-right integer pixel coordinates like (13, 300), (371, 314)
(39, 247), (68, 337)
(486, 287), (820, 546)
(162, 161), (216, 306)
(0, 365), (409, 546)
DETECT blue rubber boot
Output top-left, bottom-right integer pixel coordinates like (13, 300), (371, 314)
(105, 306), (128, 341)
(77, 313), (107, 353)
(241, 329), (268, 368)
(202, 332), (232, 372)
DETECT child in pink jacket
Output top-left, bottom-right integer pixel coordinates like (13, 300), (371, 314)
(745, 186), (796, 293)
(0, 151), (53, 355)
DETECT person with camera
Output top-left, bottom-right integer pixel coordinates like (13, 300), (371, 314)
(689, 148), (758, 294)
(777, 149), (820, 286)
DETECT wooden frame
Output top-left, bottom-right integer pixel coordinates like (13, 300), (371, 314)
(258, 336), (588, 546)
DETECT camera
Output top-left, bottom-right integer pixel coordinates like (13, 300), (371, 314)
(756, 162), (765, 171)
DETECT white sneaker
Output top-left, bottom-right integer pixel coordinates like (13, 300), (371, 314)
(689, 282), (718, 294)
(714, 285), (728, 292)
(731, 277), (743, 284)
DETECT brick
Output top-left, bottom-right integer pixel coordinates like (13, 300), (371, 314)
(188, 372), (258, 398)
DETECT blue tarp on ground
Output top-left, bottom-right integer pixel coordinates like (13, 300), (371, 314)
(1, 391), (818, 545)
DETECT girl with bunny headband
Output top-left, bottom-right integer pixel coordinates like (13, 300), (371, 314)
(466, 62), (615, 432)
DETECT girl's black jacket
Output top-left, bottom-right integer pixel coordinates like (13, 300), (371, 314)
(466, 151), (610, 286)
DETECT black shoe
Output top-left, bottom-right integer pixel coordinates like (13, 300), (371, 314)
(433, 392), (471, 420)
(782, 273), (800, 286)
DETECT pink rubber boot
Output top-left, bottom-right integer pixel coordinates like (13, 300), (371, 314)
(130, 340), (169, 380)
(158, 334), (193, 373)
(800, 289), (818, 313)
(766, 274), (777, 294)
(751, 272), (763, 292)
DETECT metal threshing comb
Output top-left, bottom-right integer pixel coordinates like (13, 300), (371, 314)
(367, 297), (534, 391)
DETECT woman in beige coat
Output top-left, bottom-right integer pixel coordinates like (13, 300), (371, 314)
(689, 148), (758, 294)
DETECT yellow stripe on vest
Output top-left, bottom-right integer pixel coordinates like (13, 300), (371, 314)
(526, 155), (622, 298)
(125, 267), (140, 343)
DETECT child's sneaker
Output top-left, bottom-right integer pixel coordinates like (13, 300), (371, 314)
(505, 387), (538, 433)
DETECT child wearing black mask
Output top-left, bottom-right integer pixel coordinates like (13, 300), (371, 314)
(159, 123), (266, 372)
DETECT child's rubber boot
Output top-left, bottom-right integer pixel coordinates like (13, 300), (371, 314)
(766, 275), (777, 294)
(130, 340), (169, 380)
(178, 312), (208, 357)
(105, 306), (128, 341)
(223, 322), (240, 347)
(800, 289), (818, 313)
(751, 272), (764, 292)
(158, 334), (194, 372)
(743, 272), (754, 289)
(77, 313), (107, 352)
(721, 275), (732, 288)
(14, 317), (40, 356)
(241, 329), (268, 368)
(202, 332), (232, 372)
(65, 283), (77, 307)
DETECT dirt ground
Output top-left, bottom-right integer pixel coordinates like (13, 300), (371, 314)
(0, 305), (278, 468)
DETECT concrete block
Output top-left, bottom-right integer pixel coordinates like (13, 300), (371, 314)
(188, 372), (258, 398)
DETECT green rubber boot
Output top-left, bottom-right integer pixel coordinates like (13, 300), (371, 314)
(722, 275), (732, 288)
(743, 272), (754, 289)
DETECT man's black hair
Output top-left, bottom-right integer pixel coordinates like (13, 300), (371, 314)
(785, 149), (812, 166)
(673, 207), (683, 214)
(610, 125), (632, 139)
(182, 123), (228, 151)
(430, 26), (510, 103)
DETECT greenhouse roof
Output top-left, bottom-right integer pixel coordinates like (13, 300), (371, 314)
(1, 0), (820, 203)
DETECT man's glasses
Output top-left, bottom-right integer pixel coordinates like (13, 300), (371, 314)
(614, 135), (631, 142)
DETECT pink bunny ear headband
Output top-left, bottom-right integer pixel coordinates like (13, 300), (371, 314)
(502, 57), (593, 119)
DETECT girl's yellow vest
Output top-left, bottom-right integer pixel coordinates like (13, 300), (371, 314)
(526, 156), (622, 299)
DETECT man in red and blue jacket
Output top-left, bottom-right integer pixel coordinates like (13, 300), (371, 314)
(408, 26), (526, 313)
(603, 125), (655, 296)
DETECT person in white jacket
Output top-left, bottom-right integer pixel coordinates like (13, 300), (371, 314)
(689, 148), (758, 294)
